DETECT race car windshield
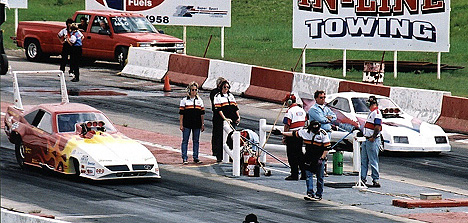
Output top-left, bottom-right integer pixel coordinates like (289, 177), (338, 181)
(111, 17), (158, 33)
(57, 113), (116, 133)
(352, 97), (400, 114)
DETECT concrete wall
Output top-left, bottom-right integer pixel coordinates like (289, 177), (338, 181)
(203, 59), (252, 95)
(122, 51), (468, 133)
(120, 48), (171, 82)
(292, 72), (341, 99)
(390, 87), (451, 123)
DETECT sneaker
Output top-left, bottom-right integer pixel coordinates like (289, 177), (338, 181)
(194, 159), (202, 164)
(285, 175), (299, 181)
(183, 160), (188, 165)
(372, 180), (381, 188)
(68, 72), (75, 78)
(315, 196), (322, 201)
(304, 194), (315, 201)
(71, 78), (79, 82)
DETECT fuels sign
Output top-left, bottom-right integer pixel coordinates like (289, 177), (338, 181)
(293, 0), (450, 52)
(86, 0), (231, 27)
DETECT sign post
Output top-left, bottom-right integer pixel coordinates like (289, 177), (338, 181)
(8, 0), (28, 35)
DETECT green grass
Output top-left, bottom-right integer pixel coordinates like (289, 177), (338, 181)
(3, 0), (468, 96)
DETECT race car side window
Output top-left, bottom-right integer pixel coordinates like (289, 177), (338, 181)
(36, 111), (53, 134)
(24, 110), (40, 125)
(328, 97), (351, 113)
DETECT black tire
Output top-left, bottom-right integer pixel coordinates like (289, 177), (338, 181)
(0, 54), (8, 75)
(15, 141), (26, 169)
(71, 158), (81, 177)
(25, 39), (44, 61)
(116, 47), (128, 68)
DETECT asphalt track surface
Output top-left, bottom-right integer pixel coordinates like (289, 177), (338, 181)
(1, 53), (468, 222)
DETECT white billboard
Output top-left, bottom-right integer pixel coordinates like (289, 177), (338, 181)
(8, 0), (28, 9)
(293, 0), (450, 52)
(86, 0), (230, 27)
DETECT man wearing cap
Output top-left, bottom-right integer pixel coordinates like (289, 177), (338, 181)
(273, 120), (331, 201)
(282, 93), (307, 180)
(361, 95), (382, 187)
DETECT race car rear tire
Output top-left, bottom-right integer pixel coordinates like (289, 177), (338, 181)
(15, 141), (26, 169)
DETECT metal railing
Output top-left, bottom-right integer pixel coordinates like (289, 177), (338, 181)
(222, 121), (240, 177)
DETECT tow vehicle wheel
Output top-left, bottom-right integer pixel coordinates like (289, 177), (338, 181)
(116, 47), (128, 68)
(25, 40), (44, 62)
(15, 141), (26, 169)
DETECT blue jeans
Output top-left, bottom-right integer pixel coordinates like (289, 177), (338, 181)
(306, 161), (325, 197)
(361, 137), (381, 182)
(181, 127), (201, 161)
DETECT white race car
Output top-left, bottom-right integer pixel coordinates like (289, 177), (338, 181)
(4, 71), (160, 180)
(325, 92), (451, 153)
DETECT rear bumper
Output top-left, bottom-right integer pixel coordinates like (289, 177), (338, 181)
(383, 143), (451, 152)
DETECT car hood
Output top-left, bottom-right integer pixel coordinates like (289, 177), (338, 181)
(120, 33), (183, 43)
(66, 133), (156, 164)
(355, 113), (446, 135)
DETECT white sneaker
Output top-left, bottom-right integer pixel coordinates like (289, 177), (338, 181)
(68, 71), (75, 78)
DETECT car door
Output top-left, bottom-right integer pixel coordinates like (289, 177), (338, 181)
(22, 109), (59, 169)
(82, 15), (116, 60)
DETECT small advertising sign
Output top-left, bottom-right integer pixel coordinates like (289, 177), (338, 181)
(8, 0), (28, 9)
(86, 0), (231, 27)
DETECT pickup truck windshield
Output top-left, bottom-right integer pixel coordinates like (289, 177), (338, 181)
(111, 17), (158, 33)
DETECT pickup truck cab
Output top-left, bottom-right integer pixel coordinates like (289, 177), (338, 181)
(16, 10), (184, 67)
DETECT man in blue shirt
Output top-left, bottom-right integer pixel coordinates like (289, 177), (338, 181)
(308, 90), (336, 136)
(308, 90), (336, 176)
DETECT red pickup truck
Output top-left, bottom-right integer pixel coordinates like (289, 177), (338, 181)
(15, 10), (184, 67)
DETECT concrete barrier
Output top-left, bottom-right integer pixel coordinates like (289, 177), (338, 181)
(292, 72), (341, 99)
(390, 87), (451, 124)
(120, 47), (172, 81)
(244, 66), (294, 103)
(436, 95), (468, 133)
(338, 81), (391, 97)
(202, 59), (252, 95)
(1, 209), (68, 223)
(166, 54), (210, 86)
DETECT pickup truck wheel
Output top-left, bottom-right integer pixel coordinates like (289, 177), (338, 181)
(25, 40), (44, 62)
(116, 47), (128, 68)
(15, 141), (26, 169)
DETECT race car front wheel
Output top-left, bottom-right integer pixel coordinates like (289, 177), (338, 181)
(15, 141), (26, 169)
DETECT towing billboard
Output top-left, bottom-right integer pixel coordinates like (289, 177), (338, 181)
(293, 0), (450, 52)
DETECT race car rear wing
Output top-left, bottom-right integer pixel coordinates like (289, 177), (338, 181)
(11, 69), (69, 111)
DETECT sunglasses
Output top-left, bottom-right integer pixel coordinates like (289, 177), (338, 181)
(318, 96), (326, 99)
(223, 86), (230, 89)
(190, 89), (198, 91)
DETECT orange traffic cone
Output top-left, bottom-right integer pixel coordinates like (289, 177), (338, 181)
(163, 75), (172, 92)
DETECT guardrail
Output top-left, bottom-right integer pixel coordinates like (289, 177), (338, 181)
(222, 121), (240, 177)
